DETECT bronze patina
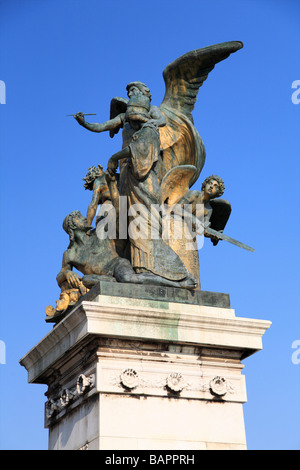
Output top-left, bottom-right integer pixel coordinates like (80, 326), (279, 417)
(46, 41), (253, 323)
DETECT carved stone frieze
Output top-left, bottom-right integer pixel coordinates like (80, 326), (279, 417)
(45, 373), (95, 419)
(108, 368), (235, 399)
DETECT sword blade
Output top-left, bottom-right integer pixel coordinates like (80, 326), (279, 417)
(204, 227), (255, 252)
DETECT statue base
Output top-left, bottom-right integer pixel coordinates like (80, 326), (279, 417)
(20, 281), (271, 450)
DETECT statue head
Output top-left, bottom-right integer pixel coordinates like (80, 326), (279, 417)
(63, 211), (91, 246)
(83, 165), (105, 190)
(125, 92), (151, 123)
(201, 175), (225, 199)
(126, 81), (151, 100)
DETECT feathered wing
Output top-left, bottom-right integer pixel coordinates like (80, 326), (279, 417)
(109, 96), (128, 138)
(209, 198), (232, 231)
(161, 165), (197, 206)
(158, 41), (243, 187)
(160, 41), (243, 122)
(158, 107), (205, 188)
(209, 198), (232, 245)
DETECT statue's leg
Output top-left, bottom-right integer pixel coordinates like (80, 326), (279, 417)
(81, 274), (116, 289)
(114, 258), (197, 290)
(132, 271), (197, 290)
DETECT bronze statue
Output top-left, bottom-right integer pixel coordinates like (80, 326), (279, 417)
(46, 41), (256, 322)
(165, 174), (231, 242)
(74, 42), (244, 189)
(46, 206), (198, 322)
(83, 165), (111, 226)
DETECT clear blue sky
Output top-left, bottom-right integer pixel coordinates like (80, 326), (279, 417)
(0, 0), (299, 450)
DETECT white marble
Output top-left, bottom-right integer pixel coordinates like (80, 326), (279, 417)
(20, 293), (271, 450)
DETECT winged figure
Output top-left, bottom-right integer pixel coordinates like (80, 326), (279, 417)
(72, 41), (243, 290)
(108, 41), (242, 180)
(75, 40), (243, 188)
(161, 166), (232, 242)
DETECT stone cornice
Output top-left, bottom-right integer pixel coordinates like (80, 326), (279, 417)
(20, 297), (271, 384)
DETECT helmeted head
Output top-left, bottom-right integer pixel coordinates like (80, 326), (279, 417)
(125, 91), (151, 123)
(125, 81), (152, 123)
(126, 81), (151, 100)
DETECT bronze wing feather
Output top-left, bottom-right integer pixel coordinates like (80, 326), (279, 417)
(160, 41), (243, 123)
(208, 198), (232, 245)
(109, 96), (128, 138)
(158, 41), (243, 188)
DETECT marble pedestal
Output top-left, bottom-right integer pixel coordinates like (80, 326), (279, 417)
(20, 282), (271, 450)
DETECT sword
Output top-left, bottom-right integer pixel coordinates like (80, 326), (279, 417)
(66, 113), (97, 116)
(203, 227), (255, 252)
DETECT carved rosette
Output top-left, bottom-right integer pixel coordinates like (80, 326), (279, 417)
(120, 369), (139, 390)
(166, 372), (185, 393)
(209, 376), (228, 397)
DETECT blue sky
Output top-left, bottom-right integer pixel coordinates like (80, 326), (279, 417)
(0, 0), (299, 450)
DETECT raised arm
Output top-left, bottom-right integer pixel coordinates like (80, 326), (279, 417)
(105, 171), (120, 220)
(74, 112), (124, 133)
(86, 177), (111, 226)
(86, 186), (101, 226)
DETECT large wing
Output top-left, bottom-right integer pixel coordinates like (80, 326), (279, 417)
(160, 41), (243, 123)
(158, 106), (206, 188)
(158, 42), (243, 187)
(109, 96), (128, 138)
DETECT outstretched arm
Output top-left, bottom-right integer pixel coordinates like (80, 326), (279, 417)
(74, 112), (124, 133)
(86, 187), (100, 226)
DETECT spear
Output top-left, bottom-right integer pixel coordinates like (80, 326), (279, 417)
(66, 113), (97, 116)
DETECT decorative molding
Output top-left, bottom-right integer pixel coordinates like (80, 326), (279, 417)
(109, 369), (235, 398)
(45, 373), (95, 419)
(20, 299), (271, 385)
(166, 372), (185, 393)
(77, 373), (94, 395)
(120, 369), (139, 390)
(209, 376), (231, 397)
